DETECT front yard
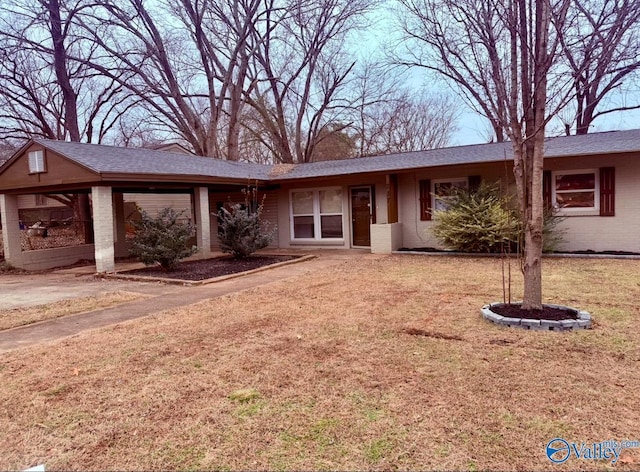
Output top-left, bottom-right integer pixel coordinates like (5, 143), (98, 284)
(1, 255), (639, 470)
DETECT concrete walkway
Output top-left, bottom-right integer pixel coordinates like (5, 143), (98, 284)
(0, 251), (369, 353)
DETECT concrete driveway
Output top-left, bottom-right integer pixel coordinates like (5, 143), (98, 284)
(0, 250), (374, 352)
(1, 271), (176, 310)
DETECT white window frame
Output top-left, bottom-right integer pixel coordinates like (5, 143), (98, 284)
(28, 150), (46, 174)
(432, 177), (468, 211)
(552, 169), (599, 214)
(290, 187), (344, 241)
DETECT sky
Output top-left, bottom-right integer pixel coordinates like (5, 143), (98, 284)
(452, 102), (640, 147)
(354, 3), (640, 148)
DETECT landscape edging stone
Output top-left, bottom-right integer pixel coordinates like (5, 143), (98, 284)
(481, 302), (592, 331)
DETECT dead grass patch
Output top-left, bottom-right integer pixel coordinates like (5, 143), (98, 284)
(0, 256), (639, 470)
(0, 291), (146, 331)
(402, 327), (464, 341)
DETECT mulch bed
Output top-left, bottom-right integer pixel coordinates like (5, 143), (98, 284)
(490, 303), (579, 321)
(121, 255), (299, 281)
(399, 247), (640, 256)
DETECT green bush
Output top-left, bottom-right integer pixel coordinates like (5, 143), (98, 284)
(432, 182), (519, 253)
(129, 207), (197, 270)
(218, 188), (275, 258)
(541, 206), (566, 253)
(431, 182), (564, 253)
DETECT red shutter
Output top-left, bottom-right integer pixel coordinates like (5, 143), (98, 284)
(468, 175), (481, 192)
(543, 170), (552, 209)
(600, 167), (615, 216)
(419, 179), (431, 221)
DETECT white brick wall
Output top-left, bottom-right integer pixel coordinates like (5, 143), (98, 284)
(123, 193), (191, 218)
(92, 186), (115, 272)
(194, 187), (211, 257)
(275, 175), (388, 249)
(371, 223), (403, 254)
(397, 155), (640, 253)
(0, 194), (24, 266)
(21, 245), (95, 271)
(549, 154), (640, 252)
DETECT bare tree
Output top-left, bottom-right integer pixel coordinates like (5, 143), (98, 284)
(67, 0), (374, 163)
(558, 0), (640, 134)
(73, 0), (276, 159)
(0, 0), (133, 143)
(393, 0), (513, 142)
(311, 123), (357, 161)
(396, 0), (640, 141)
(0, 0), (136, 242)
(0, 141), (19, 163)
(246, 0), (373, 163)
(396, 0), (570, 310)
(0, 46), (63, 140)
(111, 109), (180, 149)
(348, 64), (458, 156)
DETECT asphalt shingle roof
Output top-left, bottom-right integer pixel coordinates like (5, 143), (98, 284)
(273, 129), (640, 180)
(274, 141), (514, 179)
(33, 139), (271, 181)
(23, 128), (640, 183)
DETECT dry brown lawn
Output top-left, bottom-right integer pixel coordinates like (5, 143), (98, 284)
(1, 255), (639, 471)
(0, 291), (147, 331)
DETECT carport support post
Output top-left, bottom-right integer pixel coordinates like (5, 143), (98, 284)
(0, 194), (24, 268)
(92, 186), (115, 273)
(194, 187), (212, 258)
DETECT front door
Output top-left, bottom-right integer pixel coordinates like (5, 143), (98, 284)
(351, 187), (372, 247)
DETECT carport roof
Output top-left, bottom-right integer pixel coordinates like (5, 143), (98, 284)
(31, 139), (272, 181)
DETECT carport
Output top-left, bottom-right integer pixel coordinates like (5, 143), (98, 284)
(0, 139), (270, 272)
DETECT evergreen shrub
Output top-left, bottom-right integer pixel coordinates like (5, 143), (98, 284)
(218, 187), (276, 258)
(129, 207), (197, 270)
(432, 182), (564, 253)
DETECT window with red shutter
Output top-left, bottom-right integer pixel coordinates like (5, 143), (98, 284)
(551, 169), (599, 212)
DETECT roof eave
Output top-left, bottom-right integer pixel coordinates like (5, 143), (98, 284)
(0, 139), (35, 175)
(99, 172), (268, 186)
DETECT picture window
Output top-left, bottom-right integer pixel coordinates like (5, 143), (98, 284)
(291, 188), (343, 240)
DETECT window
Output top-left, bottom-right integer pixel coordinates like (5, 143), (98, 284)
(432, 178), (468, 211)
(420, 176), (479, 221)
(552, 170), (599, 212)
(291, 188), (343, 240)
(28, 150), (46, 173)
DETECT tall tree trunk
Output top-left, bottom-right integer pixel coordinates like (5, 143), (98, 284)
(48, 0), (94, 243)
(49, 0), (80, 141)
(521, 137), (545, 310)
(520, 0), (551, 310)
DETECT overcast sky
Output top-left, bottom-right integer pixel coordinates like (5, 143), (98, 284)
(352, 3), (640, 148)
